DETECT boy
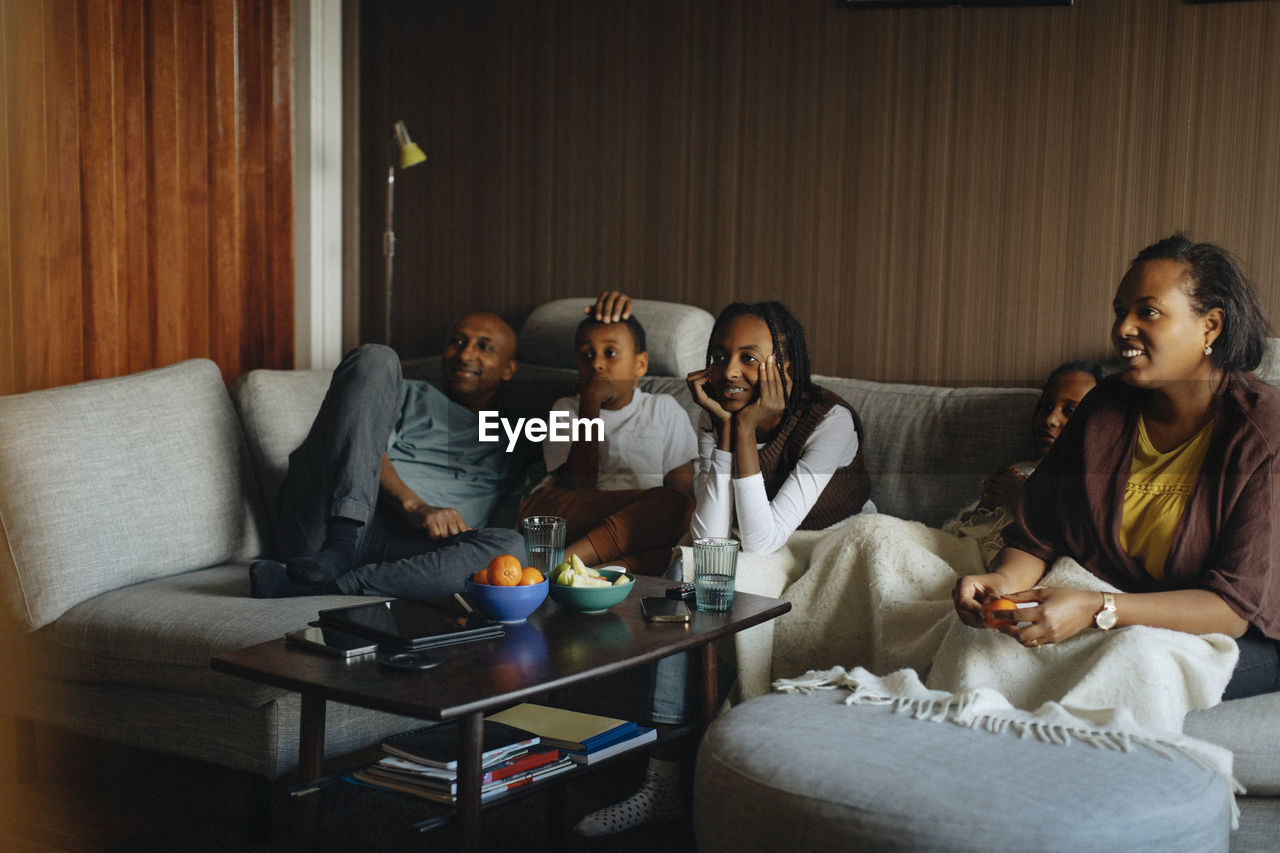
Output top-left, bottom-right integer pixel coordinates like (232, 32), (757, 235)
(517, 314), (697, 575)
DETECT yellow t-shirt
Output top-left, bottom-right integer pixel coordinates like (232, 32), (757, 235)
(1120, 415), (1214, 580)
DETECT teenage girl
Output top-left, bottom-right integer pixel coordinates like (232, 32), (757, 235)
(686, 301), (874, 553)
(574, 299), (875, 838)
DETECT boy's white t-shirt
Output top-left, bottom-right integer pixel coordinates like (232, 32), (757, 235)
(541, 388), (698, 491)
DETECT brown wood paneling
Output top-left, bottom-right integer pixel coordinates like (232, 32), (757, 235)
(0, 0), (293, 397)
(0, 2), (12, 394)
(360, 0), (1280, 388)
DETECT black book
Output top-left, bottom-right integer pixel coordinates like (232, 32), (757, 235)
(381, 720), (542, 771)
(316, 596), (503, 651)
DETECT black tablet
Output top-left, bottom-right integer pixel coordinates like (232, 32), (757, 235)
(316, 598), (503, 650)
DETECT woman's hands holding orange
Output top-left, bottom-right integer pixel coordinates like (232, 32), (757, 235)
(994, 588), (1101, 647)
(953, 572), (1013, 629)
(956, 575), (1102, 648)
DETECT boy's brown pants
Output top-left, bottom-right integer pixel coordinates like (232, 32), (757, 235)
(517, 484), (694, 576)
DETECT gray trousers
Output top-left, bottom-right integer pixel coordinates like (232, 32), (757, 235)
(274, 344), (524, 600)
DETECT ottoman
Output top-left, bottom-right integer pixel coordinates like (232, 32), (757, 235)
(694, 690), (1234, 852)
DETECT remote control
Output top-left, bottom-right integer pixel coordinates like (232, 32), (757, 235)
(666, 581), (696, 602)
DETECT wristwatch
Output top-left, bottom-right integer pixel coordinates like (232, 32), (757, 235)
(1094, 592), (1117, 630)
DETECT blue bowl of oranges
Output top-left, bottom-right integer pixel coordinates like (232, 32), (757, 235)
(464, 554), (548, 623)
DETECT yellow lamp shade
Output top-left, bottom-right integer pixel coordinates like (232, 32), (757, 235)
(399, 143), (427, 169)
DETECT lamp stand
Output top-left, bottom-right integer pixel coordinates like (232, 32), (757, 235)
(383, 163), (397, 347)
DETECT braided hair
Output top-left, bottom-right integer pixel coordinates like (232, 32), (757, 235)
(706, 301), (813, 413)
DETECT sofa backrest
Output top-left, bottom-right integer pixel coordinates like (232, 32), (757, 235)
(517, 297), (716, 375)
(0, 359), (264, 631)
(818, 376), (1041, 527)
(406, 301), (1043, 529)
(230, 367), (334, 547)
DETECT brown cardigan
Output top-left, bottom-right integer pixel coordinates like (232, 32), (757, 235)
(758, 386), (872, 531)
(1003, 373), (1280, 641)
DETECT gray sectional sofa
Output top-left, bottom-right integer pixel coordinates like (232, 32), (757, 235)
(1, 298), (1277, 846)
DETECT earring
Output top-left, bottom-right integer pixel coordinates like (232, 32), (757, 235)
(1204, 344), (1214, 356)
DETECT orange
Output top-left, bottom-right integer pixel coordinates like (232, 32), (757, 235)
(487, 554), (524, 587)
(982, 597), (1019, 630)
(519, 566), (544, 586)
(471, 569), (489, 585)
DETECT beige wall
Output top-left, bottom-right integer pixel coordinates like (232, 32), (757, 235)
(359, 0), (1280, 387)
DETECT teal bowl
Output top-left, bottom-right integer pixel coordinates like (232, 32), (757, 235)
(464, 577), (549, 623)
(547, 568), (636, 614)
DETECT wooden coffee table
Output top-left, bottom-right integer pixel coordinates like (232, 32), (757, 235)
(211, 575), (790, 851)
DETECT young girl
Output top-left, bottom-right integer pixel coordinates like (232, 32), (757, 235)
(575, 300), (874, 837)
(686, 301), (875, 551)
(943, 360), (1103, 564)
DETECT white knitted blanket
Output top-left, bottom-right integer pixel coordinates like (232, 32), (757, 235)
(770, 514), (1243, 815)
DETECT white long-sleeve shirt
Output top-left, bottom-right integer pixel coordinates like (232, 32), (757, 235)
(689, 407), (875, 554)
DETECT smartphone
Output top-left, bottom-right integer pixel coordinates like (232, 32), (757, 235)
(641, 596), (691, 623)
(285, 626), (378, 658)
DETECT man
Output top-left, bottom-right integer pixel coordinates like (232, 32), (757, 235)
(250, 312), (528, 599)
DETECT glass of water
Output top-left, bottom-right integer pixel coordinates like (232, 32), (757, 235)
(692, 537), (739, 612)
(521, 515), (567, 575)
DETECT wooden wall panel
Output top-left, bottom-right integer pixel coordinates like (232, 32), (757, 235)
(360, 0), (1280, 388)
(0, 0), (294, 396)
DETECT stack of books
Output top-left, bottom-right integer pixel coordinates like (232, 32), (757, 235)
(351, 720), (573, 805)
(486, 703), (657, 766)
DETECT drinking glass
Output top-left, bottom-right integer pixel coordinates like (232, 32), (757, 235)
(521, 515), (567, 574)
(692, 537), (739, 612)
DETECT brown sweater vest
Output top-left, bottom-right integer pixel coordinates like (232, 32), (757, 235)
(758, 386), (872, 530)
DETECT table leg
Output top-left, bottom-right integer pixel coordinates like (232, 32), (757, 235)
(697, 642), (718, 734)
(295, 693), (326, 853)
(456, 711), (484, 852)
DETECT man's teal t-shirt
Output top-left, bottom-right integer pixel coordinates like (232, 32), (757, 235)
(386, 380), (519, 529)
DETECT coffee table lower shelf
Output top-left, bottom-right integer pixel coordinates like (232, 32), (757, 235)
(211, 577), (789, 852)
(299, 721), (697, 841)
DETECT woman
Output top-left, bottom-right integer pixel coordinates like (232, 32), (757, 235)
(954, 234), (1280, 701)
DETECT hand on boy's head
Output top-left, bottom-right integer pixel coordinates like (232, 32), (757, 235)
(585, 291), (632, 323)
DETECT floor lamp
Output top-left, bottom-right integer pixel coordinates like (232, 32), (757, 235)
(383, 119), (427, 348)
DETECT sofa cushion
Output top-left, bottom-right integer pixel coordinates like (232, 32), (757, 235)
(696, 690), (1232, 853)
(230, 367), (333, 538)
(0, 360), (264, 631)
(1186, 693), (1280, 795)
(20, 563), (371, 707)
(518, 297), (715, 376)
(821, 375), (1041, 526)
